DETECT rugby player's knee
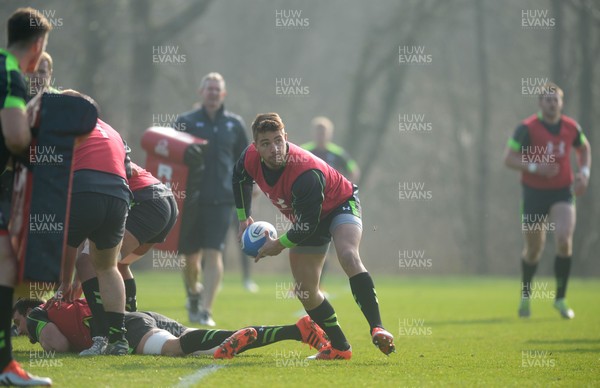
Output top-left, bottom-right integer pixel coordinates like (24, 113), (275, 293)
(298, 290), (324, 310)
(337, 249), (364, 274)
(555, 234), (572, 256)
(523, 244), (543, 263)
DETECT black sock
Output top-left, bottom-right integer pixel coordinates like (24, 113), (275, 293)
(240, 325), (301, 352)
(521, 259), (538, 298)
(349, 272), (383, 331)
(554, 256), (572, 300)
(187, 291), (200, 313)
(307, 299), (349, 351)
(82, 278), (108, 337)
(179, 329), (233, 354)
(124, 278), (137, 312)
(105, 312), (126, 343)
(0, 286), (14, 370)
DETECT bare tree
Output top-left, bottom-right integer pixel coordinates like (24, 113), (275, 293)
(344, 0), (448, 187)
(474, 0), (491, 273)
(128, 0), (214, 134)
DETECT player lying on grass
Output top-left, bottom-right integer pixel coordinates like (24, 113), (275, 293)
(12, 298), (328, 359)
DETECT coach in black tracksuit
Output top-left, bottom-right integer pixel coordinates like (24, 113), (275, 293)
(175, 72), (248, 326)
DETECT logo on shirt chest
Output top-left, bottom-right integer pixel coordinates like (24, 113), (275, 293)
(266, 193), (289, 210)
(545, 140), (566, 157)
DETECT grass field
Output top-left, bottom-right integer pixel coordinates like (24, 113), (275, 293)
(12, 271), (600, 387)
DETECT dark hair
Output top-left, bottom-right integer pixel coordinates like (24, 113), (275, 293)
(251, 112), (285, 140)
(7, 7), (52, 48)
(13, 298), (45, 316)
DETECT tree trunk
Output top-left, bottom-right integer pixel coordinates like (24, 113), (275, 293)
(475, 0), (490, 273)
(551, 0), (564, 87)
(128, 0), (214, 137)
(575, 0), (595, 273)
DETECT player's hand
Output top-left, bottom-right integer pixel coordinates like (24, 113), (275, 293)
(184, 143), (206, 167)
(255, 232), (285, 263)
(238, 217), (254, 242)
(536, 163), (559, 178)
(573, 172), (589, 196)
(71, 279), (83, 300)
(55, 282), (73, 303)
(26, 90), (43, 128)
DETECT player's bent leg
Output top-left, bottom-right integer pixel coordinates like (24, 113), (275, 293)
(89, 240), (128, 354)
(332, 223), (395, 355)
(75, 240), (96, 282)
(331, 223), (366, 277)
(549, 202), (576, 319)
(289, 252), (325, 310)
(117, 263), (138, 312)
(119, 230), (141, 263)
(290, 251), (351, 359)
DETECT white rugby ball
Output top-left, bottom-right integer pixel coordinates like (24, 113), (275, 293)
(241, 221), (278, 257)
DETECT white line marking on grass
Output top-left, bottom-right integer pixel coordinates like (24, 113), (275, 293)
(175, 364), (225, 388)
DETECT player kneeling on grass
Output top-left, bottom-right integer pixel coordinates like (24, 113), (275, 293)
(12, 298), (328, 359)
(232, 113), (395, 360)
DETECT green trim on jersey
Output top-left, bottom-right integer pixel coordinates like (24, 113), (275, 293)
(279, 233), (297, 248)
(325, 143), (345, 157)
(236, 208), (247, 221)
(301, 141), (358, 173)
(4, 95), (25, 109)
(346, 159), (358, 173)
(0, 49), (20, 73)
(0, 49), (26, 110)
(30, 318), (48, 342)
(326, 143), (358, 173)
(300, 141), (315, 151)
(578, 132), (588, 147)
(349, 199), (360, 217)
(507, 138), (521, 152)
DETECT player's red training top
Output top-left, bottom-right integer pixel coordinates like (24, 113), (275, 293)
(128, 162), (160, 192)
(73, 119), (127, 179)
(27, 299), (92, 352)
(520, 114), (581, 189)
(244, 142), (353, 220)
